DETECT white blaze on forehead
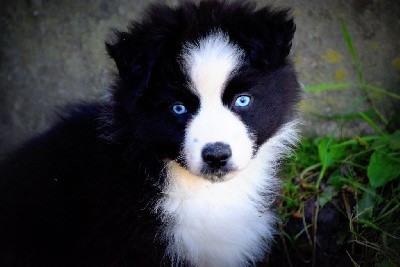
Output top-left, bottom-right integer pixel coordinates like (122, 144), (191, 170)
(181, 31), (244, 100)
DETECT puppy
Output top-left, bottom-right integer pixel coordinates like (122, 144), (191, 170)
(0, 1), (301, 266)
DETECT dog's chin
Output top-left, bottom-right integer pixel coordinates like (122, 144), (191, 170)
(198, 166), (236, 182)
(203, 171), (237, 182)
(173, 158), (242, 182)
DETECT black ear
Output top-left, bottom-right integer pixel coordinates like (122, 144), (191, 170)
(106, 32), (138, 78)
(234, 7), (295, 68)
(105, 26), (159, 97)
(105, 4), (177, 99)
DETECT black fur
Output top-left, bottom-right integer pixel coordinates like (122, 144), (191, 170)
(0, 1), (300, 265)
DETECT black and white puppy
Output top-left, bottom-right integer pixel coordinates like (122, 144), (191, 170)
(0, 1), (301, 266)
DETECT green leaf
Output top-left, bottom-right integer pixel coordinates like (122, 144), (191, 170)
(363, 84), (400, 100)
(308, 109), (375, 122)
(367, 152), (400, 188)
(295, 139), (320, 167)
(327, 170), (346, 188)
(340, 19), (364, 84)
(388, 130), (400, 150)
(303, 82), (400, 100)
(339, 177), (383, 203)
(282, 196), (299, 209)
(357, 191), (375, 220)
(317, 137), (347, 169)
(376, 261), (398, 267)
(319, 185), (338, 208)
(372, 136), (390, 151)
(358, 111), (385, 135)
(304, 83), (352, 92)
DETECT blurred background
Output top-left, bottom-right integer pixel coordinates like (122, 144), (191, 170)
(0, 0), (399, 155)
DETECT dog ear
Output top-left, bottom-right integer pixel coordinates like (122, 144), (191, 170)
(105, 27), (159, 99)
(105, 4), (177, 99)
(233, 7), (295, 68)
(106, 32), (141, 80)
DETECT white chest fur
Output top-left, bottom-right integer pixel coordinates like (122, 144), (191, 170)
(156, 121), (299, 267)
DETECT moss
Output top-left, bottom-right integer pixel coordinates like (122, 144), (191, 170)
(322, 49), (343, 64)
(392, 56), (400, 70)
(334, 69), (348, 82)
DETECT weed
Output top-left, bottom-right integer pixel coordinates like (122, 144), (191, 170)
(274, 20), (400, 267)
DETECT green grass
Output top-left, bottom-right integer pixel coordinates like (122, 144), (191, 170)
(277, 20), (400, 267)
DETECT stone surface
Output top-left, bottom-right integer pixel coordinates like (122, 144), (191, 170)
(0, 0), (399, 155)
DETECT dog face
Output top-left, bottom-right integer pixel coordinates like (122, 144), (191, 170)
(105, 1), (300, 181)
(180, 32), (254, 179)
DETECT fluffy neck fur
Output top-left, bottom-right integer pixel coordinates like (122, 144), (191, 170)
(155, 120), (299, 266)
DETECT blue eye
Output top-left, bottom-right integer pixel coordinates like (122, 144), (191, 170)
(234, 95), (251, 108)
(172, 104), (187, 115)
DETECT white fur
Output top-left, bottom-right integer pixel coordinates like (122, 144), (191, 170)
(181, 31), (244, 99)
(181, 32), (253, 176)
(156, 120), (300, 266)
(183, 102), (255, 177)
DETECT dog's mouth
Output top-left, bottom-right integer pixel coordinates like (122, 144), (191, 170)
(175, 156), (239, 182)
(175, 158), (238, 182)
(199, 164), (238, 182)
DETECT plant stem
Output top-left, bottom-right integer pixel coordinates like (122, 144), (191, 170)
(340, 19), (388, 125)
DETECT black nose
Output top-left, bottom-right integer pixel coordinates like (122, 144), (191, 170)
(201, 142), (232, 169)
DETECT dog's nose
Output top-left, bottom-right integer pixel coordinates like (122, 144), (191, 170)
(201, 142), (232, 169)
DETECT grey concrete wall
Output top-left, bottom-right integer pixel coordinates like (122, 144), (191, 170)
(1, 0), (399, 155)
